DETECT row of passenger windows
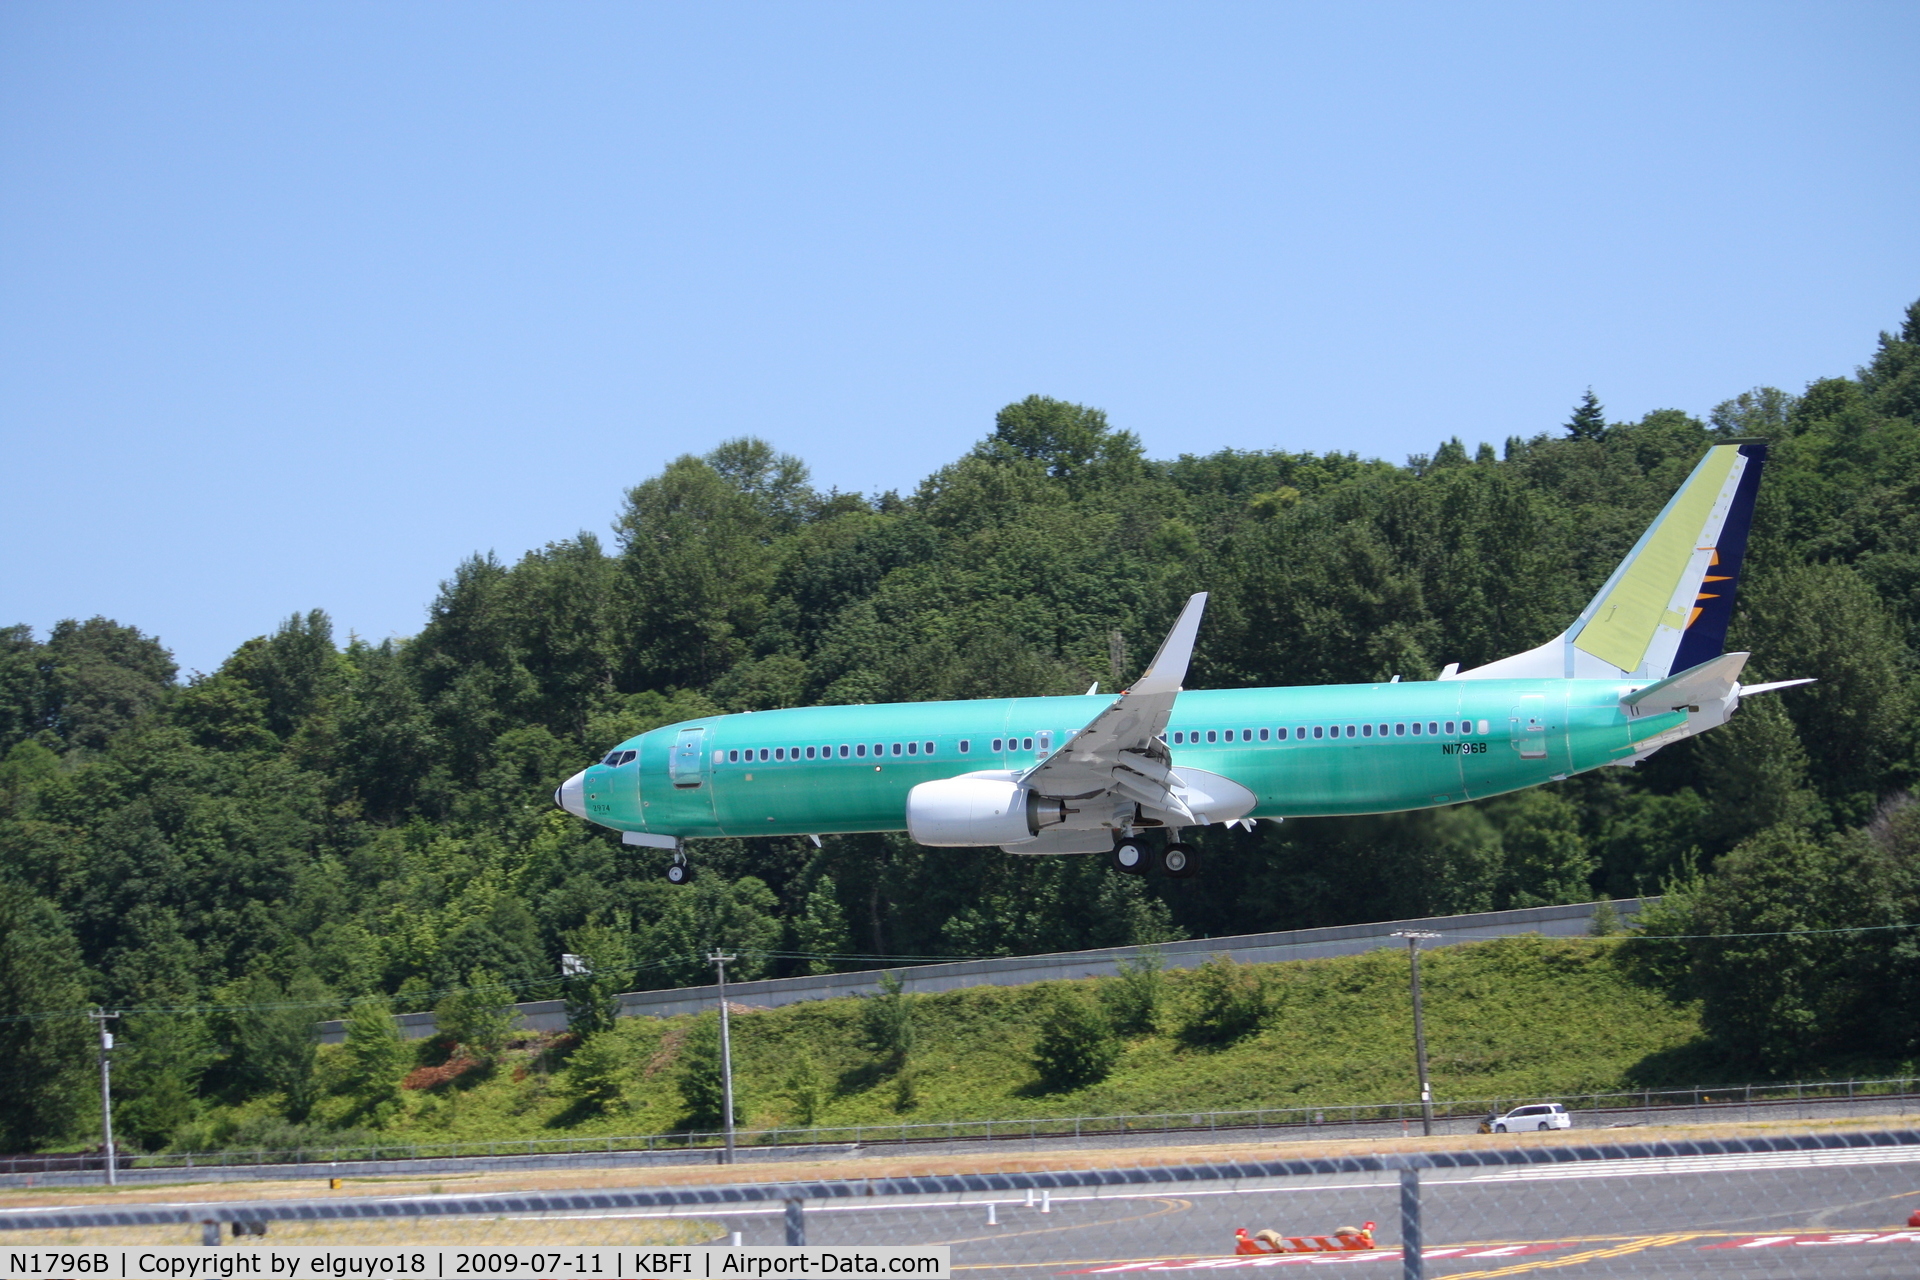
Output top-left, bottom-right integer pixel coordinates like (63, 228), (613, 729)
(1170, 719), (1490, 744)
(729, 741), (940, 763)
(723, 733), (1059, 764)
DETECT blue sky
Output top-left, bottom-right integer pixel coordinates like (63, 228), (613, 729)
(4, 2), (1917, 675)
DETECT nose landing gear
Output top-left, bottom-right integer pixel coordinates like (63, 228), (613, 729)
(665, 851), (694, 884)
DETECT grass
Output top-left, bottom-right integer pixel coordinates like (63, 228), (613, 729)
(192, 935), (1703, 1151)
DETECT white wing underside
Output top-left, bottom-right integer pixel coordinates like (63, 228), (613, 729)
(999, 594), (1255, 851)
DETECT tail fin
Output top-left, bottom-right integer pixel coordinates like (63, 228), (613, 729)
(1452, 440), (1767, 682)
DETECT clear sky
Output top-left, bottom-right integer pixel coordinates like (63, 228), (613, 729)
(4, 2), (1917, 676)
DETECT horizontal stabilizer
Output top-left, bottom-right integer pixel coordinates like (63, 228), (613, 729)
(1622, 652), (1749, 711)
(1740, 678), (1817, 697)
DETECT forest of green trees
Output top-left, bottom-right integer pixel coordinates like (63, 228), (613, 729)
(1, 300), (1917, 1153)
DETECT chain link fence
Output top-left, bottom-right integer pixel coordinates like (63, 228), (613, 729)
(7, 1128), (1920, 1276)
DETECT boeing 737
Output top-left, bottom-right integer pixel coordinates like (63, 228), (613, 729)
(556, 440), (1810, 883)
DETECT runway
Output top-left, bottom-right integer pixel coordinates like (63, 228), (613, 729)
(675, 1144), (1920, 1277)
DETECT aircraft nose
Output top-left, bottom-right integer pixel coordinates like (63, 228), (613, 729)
(555, 769), (588, 818)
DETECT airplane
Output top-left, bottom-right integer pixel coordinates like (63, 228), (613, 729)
(556, 440), (1812, 883)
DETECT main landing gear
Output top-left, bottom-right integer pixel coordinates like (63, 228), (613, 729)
(1108, 837), (1200, 878)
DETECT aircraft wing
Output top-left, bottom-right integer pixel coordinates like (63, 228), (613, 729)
(1017, 593), (1207, 824)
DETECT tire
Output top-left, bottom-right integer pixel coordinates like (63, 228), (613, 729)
(1159, 842), (1200, 878)
(1538, 1122), (1551, 1131)
(1493, 1123), (1506, 1134)
(1110, 839), (1148, 874)
(665, 860), (693, 885)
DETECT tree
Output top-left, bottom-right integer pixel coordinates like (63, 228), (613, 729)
(860, 972), (915, 1073)
(39, 617), (177, 752)
(1564, 389), (1607, 442)
(975, 395), (1144, 488)
(225, 970), (331, 1121)
(0, 884), (92, 1150)
(114, 1011), (209, 1150)
(564, 1030), (632, 1115)
(341, 995), (407, 1123)
(432, 969), (520, 1064)
(675, 1014), (741, 1131)
(1179, 956), (1269, 1047)
(1103, 949), (1167, 1036)
(1032, 988), (1120, 1092)
(561, 925), (632, 1039)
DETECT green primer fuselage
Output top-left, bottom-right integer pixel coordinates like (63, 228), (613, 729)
(577, 679), (1681, 841)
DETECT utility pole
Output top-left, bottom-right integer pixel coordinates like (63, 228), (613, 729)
(709, 951), (738, 1164)
(1391, 932), (1440, 1136)
(89, 1009), (120, 1185)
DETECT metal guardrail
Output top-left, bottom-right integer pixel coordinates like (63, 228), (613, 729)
(25, 1075), (1920, 1176)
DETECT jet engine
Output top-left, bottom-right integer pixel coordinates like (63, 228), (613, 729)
(905, 777), (1068, 847)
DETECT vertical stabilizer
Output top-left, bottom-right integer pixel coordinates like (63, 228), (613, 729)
(1451, 441), (1767, 683)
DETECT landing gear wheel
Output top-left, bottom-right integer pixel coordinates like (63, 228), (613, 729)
(665, 856), (693, 885)
(1159, 842), (1199, 878)
(1110, 839), (1148, 875)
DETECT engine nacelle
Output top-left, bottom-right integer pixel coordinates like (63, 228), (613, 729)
(905, 777), (1066, 847)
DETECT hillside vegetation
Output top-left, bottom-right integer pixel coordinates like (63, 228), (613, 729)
(3, 299), (1919, 1153)
(179, 936), (1698, 1153)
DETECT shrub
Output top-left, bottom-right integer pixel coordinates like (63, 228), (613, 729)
(564, 1031), (632, 1115)
(1179, 956), (1270, 1046)
(433, 969), (520, 1064)
(1103, 950), (1166, 1035)
(860, 972), (915, 1072)
(1033, 989), (1121, 1091)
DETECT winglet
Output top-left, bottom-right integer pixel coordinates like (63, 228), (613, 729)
(1129, 594), (1208, 695)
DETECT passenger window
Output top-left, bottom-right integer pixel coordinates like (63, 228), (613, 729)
(839, 745), (850, 758)
(1223, 729), (1233, 742)
(1411, 722), (1422, 736)
(1362, 723), (1373, 737)
(1259, 728), (1269, 741)
(959, 739), (970, 753)
(1206, 730), (1217, 743)
(1039, 732), (1052, 752)
(1395, 723), (1406, 736)
(1478, 719), (1490, 734)
(728, 750), (739, 763)
(805, 746), (816, 759)
(992, 738), (1004, 752)
(1445, 720), (1455, 734)
(1172, 731), (1184, 744)
(1428, 722), (1439, 735)
(1313, 726), (1324, 739)
(891, 742), (902, 757)
(924, 741), (935, 755)
(873, 743), (883, 756)
(856, 744), (867, 757)
(1243, 728), (1253, 740)
(906, 741), (917, 755)
(1277, 727), (1288, 740)
(775, 748), (785, 761)
(1023, 737), (1034, 750)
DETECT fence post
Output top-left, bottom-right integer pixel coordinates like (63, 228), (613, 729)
(1399, 1166), (1422, 1280)
(784, 1199), (806, 1246)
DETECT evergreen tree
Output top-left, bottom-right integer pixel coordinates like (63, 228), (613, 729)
(0, 884), (92, 1150)
(1564, 389), (1608, 441)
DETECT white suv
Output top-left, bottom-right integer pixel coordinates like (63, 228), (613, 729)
(1491, 1103), (1571, 1132)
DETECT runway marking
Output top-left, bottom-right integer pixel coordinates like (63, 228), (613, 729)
(942, 1197), (1193, 1253)
(1457, 1145), (1920, 1183)
(1702, 1230), (1920, 1249)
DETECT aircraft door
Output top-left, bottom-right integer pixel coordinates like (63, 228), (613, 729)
(669, 727), (710, 788)
(1510, 696), (1548, 759)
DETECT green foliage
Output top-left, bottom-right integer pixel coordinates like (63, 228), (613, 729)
(0, 884), (93, 1150)
(340, 996), (406, 1123)
(675, 1014), (741, 1131)
(860, 972), (916, 1073)
(219, 971), (332, 1121)
(563, 1029), (633, 1115)
(1032, 988), (1121, 1092)
(114, 1011), (209, 1150)
(561, 925), (632, 1039)
(1564, 389), (1608, 441)
(432, 969), (520, 1064)
(1103, 949), (1167, 1036)
(1179, 955), (1270, 1047)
